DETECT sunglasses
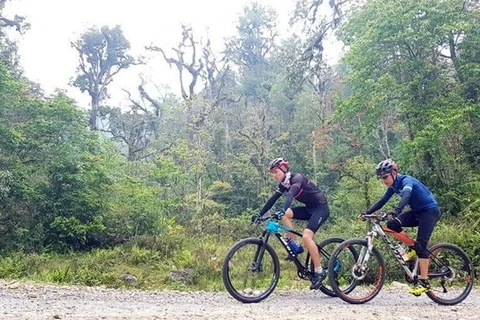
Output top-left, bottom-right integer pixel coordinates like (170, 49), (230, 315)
(380, 174), (391, 180)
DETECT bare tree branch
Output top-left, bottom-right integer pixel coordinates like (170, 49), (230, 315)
(138, 83), (162, 117)
(146, 25), (204, 101)
(121, 88), (150, 114)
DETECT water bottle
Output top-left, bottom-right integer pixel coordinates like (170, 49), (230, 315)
(286, 238), (304, 254)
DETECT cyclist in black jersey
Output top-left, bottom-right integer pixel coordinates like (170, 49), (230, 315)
(364, 159), (441, 295)
(252, 158), (330, 290)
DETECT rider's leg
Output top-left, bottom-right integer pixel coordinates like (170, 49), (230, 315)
(415, 207), (441, 280)
(386, 217), (402, 232)
(304, 204), (330, 270)
(419, 258), (429, 279)
(305, 204), (330, 290)
(303, 229), (320, 269)
(387, 210), (417, 232)
(281, 208), (296, 240)
(390, 210), (417, 249)
(282, 207), (311, 240)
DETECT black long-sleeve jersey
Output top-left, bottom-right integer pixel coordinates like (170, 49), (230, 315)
(259, 172), (327, 216)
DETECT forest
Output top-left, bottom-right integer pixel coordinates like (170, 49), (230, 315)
(0, 0), (478, 289)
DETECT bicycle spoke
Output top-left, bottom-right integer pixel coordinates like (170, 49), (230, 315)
(426, 243), (474, 305)
(329, 239), (385, 304)
(312, 237), (357, 297)
(223, 239), (279, 303)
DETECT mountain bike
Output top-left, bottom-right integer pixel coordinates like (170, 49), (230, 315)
(222, 214), (358, 303)
(327, 212), (474, 305)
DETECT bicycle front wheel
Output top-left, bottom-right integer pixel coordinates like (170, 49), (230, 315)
(328, 238), (385, 304)
(426, 243), (474, 305)
(309, 237), (358, 297)
(222, 237), (280, 303)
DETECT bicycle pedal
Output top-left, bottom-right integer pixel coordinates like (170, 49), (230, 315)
(309, 281), (323, 291)
(310, 284), (323, 291)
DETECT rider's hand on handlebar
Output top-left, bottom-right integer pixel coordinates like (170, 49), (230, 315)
(357, 213), (367, 221)
(251, 214), (261, 223)
(272, 210), (285, 220)
(386, 211), (397, 221)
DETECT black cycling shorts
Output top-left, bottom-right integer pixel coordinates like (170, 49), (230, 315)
(291, 203), (330, 233)
(398, 206), (441, 257)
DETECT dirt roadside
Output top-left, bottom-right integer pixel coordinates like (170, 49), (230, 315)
(0, 280), (478, 320)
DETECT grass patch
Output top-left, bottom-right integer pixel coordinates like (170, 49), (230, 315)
(0, 215), (477, 291)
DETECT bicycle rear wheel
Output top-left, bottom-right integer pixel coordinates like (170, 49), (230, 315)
(426, 243), (474, 305)
(308, 237), (358, 297)
(328, 238), (385, 304)
(222, 237), (280, 303)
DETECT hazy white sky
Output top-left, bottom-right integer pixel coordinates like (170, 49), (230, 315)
(4, 0), (337, 109)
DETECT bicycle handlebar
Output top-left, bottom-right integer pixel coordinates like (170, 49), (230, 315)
(359, 212), (390, 222)
(252, 212), (281, 224)
(256, 215), (271, 223)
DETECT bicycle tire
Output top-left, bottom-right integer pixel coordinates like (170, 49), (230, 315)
(306, 237), (358, 297)
(426, 242), (474, 305)
(222, 237), (280, 303)
(328, 238), (385, 304)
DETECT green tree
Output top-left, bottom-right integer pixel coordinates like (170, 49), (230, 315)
(335, 0), (480, 213)
(226, 2), (278, 102)
(71, 25), (136, 130)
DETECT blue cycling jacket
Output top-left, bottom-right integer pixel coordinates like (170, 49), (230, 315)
(366, 174), (438, 214)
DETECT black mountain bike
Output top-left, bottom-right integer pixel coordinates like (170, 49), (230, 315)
(328, 213), (474, 305)
(222, 214), (358, 303)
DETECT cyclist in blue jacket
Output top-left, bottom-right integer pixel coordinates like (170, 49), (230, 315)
(364, 159), (441, 295)
(252, 158), (330, 290)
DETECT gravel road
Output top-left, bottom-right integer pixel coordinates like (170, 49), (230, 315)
(0, 280), (478, 320)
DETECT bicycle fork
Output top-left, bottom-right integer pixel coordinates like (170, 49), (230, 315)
(249, 233), (270, 272)
(351, 233), (376, 280)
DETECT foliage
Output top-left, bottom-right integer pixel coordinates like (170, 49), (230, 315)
(0, 0), (478, 291)
(335, 0), (480, 215)
(71, 25), (136, 130)
(330, 155), (391, 220)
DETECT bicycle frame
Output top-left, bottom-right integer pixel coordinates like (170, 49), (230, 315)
(255, 219), (312, 279)
(359, 214), (466, 287)
(364, 220), (419, 281)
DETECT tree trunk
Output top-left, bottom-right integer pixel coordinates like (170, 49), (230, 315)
(448, 32), (463, 83)
(90, 95), (99, 131)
